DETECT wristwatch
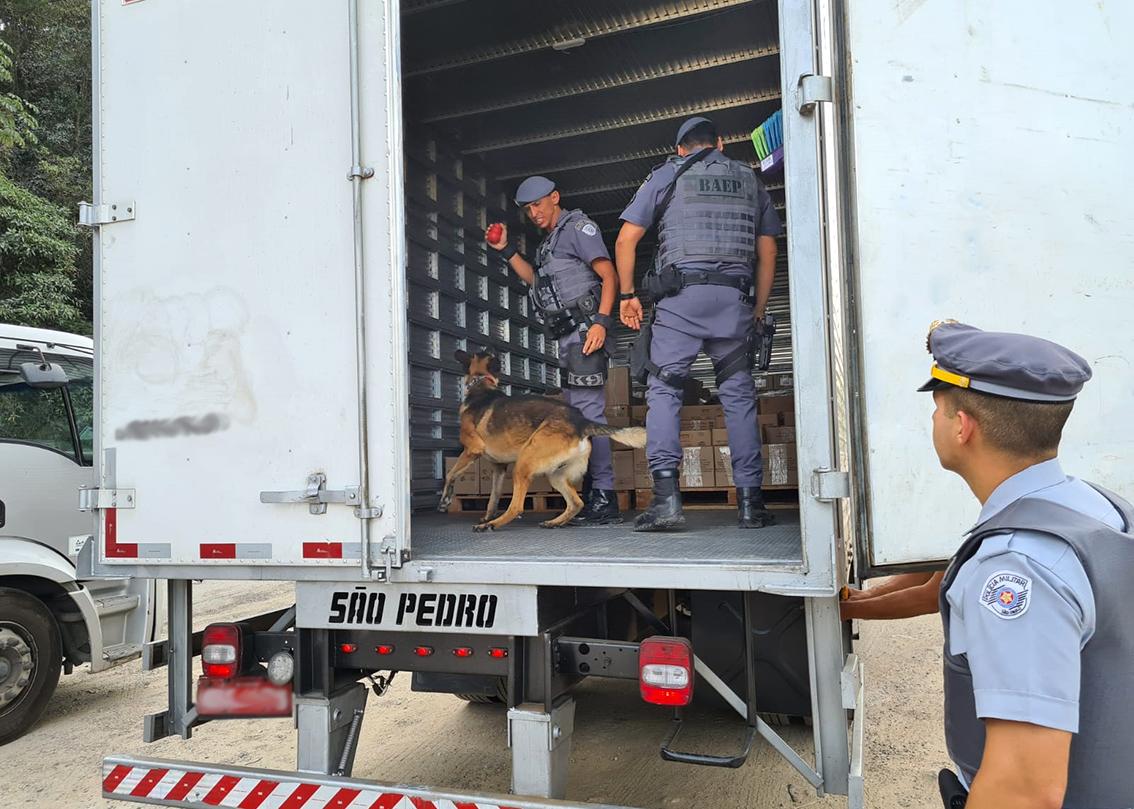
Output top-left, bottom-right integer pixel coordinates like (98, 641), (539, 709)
(499, 244), (518, 260)
(619, 292), (637, 301)
(593, 312), (615, 330)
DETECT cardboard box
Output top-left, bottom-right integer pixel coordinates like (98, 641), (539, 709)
(633, 449), (653, 489)
(477, 463), (552, 494)
(613, 451), (636, 490)
(771, 372), (794, 391)
(605, 405), (631, 428)
(632, 448), (650, 475)
(680, 447), (716, 488)
(713, 414), (727, 430)
(630, 405), (648, 424)
(764, 425), (796, 445)
(680, 405), (723, 420)
(680, 418), (714, 431)
(479, 461), (511, 494)
(759, 395), (794, 416)
(445, 456), (480, 495)
(606, 365), (631, 406)
(758, 413), (780, 429)
(780, 409), (796, 427)
(753, 374), (771, 393)
(679, 429), (713, 448)
(711, 428), (730, 446)
(763, 443), (798, 487)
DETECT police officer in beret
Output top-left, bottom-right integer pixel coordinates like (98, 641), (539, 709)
(486, 176), (622, 525)
(615, 116), (781, 532)
(909, 321), (1132, 808)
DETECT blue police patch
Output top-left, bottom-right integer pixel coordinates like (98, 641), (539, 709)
(979, 571), (1032, 620)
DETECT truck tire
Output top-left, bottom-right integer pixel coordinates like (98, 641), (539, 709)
(0, 588), (63, 745)
(455, 676), (508, 705)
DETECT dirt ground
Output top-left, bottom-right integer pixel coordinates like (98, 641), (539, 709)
(6, 581), (951, 809)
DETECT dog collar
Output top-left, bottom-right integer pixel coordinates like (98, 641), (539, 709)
(463, 373), (497, 394)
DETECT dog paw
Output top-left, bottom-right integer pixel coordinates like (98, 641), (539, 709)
(436, 502), (450, 513)
(473, 522), (495, 533)
(539, 520), (563, 529)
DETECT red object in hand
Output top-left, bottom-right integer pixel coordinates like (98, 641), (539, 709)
(486, 223), (503, 244)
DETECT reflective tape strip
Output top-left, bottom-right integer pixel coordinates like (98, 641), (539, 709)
(302, 542), (343, 559)
(101, 761), (574, 809)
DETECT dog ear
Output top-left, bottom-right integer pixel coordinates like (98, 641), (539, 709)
(488, 355), (501, 376)
(454, 349), (470, 368)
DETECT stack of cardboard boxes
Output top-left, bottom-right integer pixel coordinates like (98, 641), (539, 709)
(443, 367), (798, 503)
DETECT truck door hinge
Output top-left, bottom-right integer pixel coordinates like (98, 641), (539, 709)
(78, 200), (136, 227)
(796, 74), (834, 116)
(78, 487), (136, 511)
(259, 473), (361, 516)
(810, 468), (850, 502)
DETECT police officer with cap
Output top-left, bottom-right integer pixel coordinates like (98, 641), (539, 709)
(615, 116), (781, 532)
(486, 176), (622, 525)
(917, 321), (1133, 808)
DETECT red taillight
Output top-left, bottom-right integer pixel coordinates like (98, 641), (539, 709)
(339, 643), (357, 654)
(201, 623), (241, 679)
(487, 647), (509, 659)
(452, 647), (474, 658)
(413, 646), (434, 657)
(639, 636), (694, 706)
(375, 644), (395, 656)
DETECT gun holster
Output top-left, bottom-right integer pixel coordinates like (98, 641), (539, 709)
(642, 265), (684, 301)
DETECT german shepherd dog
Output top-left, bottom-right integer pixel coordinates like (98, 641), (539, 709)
(438, 350), (647, 531)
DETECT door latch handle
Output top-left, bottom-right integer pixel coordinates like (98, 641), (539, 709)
(259, 473), (361, 515)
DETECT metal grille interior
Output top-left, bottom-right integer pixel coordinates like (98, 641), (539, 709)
(401, 0), (790, 508)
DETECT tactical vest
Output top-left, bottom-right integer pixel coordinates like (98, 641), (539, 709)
(533, 209), (600, 312)
(939, 486), (1134, 808)
(656, 154), (759, 269)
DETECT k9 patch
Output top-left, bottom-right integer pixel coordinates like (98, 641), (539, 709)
(980, 571), (1032, 619)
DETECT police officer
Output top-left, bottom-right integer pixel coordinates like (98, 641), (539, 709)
(486, 176), (621, 525)
(918, 321), (1133, 808)
(615, 116), (781, 532)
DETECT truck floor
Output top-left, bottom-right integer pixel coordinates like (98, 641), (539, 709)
(410, 510), (803, 567)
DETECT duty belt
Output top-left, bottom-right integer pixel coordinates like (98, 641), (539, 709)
(678, 271), (752, 295)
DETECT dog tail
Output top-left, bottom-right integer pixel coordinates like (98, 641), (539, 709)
(584, 424), (647, 448)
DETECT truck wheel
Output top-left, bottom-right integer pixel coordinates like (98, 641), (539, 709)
(0, 589), (63, 745)
(455, 676), (507, 705)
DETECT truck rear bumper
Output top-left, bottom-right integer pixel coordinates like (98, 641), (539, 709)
(101, 756), (631, 809)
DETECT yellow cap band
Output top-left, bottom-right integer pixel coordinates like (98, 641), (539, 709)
(930, 364), (971, 388)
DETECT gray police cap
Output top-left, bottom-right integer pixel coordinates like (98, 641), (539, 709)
(674, 116), (714, 147)
(514, 176), (556, 206)
(918, 321), (1092, 402)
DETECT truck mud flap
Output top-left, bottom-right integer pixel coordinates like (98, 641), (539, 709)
(101, 756), (632, 809)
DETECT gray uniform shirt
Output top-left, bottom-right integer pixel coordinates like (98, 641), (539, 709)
(536, 211), (611, 270)
(619, 151), (781, 279)
(944, 459), (1120, 785)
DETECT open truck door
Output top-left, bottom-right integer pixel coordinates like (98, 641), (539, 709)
(837, 2), (1134, 573)
(88, 0), (410, 578)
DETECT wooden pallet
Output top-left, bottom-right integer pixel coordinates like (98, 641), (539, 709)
(635, 485), (799, 511)
(448, 490), (634, 515)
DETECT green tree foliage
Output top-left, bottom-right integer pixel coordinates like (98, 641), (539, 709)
(0, 0), (91, 332)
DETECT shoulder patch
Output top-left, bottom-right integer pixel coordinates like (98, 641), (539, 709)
(577, 221), (597, 237)
(979, 570), (1032, 620)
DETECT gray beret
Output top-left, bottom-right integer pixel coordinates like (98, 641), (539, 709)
(675, 116), (714, 147)
(514, 176), (556, 206)
(918, 321), (1092, 402)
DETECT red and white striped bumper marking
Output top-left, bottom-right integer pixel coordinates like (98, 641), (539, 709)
(102, 764), (525, 809)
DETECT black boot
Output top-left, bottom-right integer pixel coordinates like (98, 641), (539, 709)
(570, 488), (623, 526)
(737, 486), (776, 529)
(634, 469), (686, 532)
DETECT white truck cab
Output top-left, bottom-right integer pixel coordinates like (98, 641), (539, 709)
(0, 324), (154, 744)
